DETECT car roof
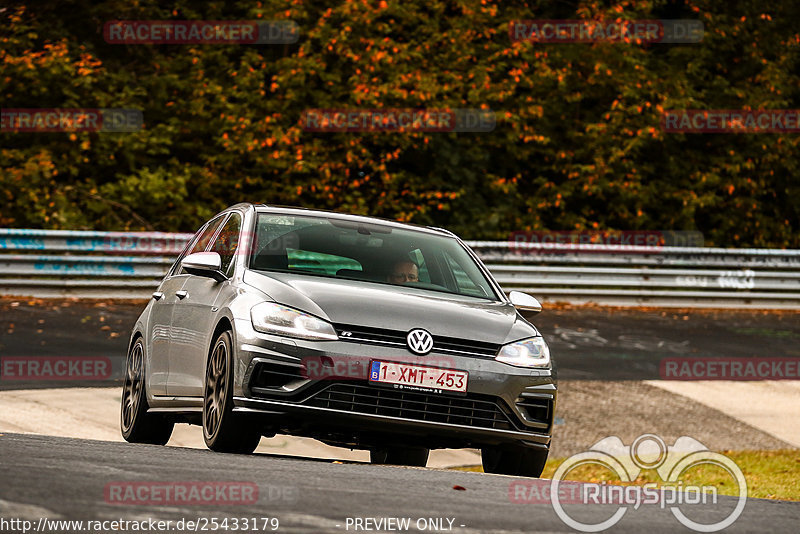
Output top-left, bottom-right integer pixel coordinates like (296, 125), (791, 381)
(243, 203), (455, 237)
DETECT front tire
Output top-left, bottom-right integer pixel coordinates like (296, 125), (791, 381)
(481, 445), (548, 477)
(120, 338), (174, 445)
(203, 330), (261, 454)
(370, 447), (430, 467)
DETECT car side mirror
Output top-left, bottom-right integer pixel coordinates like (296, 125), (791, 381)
(182, 252), (226, 282)
(508, 290), (543, 319)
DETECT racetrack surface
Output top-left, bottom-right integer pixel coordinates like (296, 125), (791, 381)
(2, 299), (800, 386)
(0, 383), (792, 461)
(1, 298), (799, 533)
(1, 298), (798, 459)
(1, 433), (798, 534)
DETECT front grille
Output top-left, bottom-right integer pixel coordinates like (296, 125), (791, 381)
(304, 382), (514, 430)
(334, 323), (500, 358)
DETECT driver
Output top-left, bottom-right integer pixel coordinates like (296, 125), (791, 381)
(386, 258), (419, 284)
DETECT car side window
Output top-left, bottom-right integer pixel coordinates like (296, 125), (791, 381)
(173, 214), (226, 276)
(190, 215), (226, 255)
(209, 213), (242, 277)
(168, 227), (205, 277)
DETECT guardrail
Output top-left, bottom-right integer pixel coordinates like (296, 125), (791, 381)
(0, 229), (192, 299)
(476, 241), (800, 308)
(2, 229), (800, 308)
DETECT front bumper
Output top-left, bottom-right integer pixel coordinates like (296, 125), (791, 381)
(232, 318), (556, 450)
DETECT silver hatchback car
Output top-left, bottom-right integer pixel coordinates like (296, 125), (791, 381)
(121, 203), (556, 477)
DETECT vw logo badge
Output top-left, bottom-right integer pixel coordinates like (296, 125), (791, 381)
(406, 329), (434, 355)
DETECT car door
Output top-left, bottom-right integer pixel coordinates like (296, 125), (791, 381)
(167, 212), (242, 397)
(148, 215), (225, 397)
(146, 224), (208, 396)
(147, 275), (189, 396)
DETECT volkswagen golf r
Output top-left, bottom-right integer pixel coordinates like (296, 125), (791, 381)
(121, 203), (556, 477)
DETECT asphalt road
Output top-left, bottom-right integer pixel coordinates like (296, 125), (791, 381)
(0, 433), (798, 533)
(2, 299), (800, 388)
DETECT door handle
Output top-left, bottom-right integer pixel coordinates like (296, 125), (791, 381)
(152, 291), (164, 301)
(175, 290), (189, 299)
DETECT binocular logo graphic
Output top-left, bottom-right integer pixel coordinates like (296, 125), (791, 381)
(550, 434), (747, 532)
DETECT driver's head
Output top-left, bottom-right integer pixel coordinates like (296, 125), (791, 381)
(387, 259), (419, 284)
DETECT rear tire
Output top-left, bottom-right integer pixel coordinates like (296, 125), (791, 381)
(481, 445), (548, 477)
(203, 330), (261, 454)
(120, 338), (174, 445)
(370, 447), (430, 467)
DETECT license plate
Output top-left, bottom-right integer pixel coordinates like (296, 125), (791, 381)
(369, 361), (468, 393)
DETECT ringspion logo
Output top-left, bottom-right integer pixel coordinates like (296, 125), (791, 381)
(547, 434), (747, 532)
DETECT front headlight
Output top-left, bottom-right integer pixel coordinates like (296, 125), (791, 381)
(250, 302), (338, 341)
(495, 336), (551, 368)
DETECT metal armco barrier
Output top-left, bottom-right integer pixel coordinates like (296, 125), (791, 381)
(1, 229), (800, 308)
(0, 229), (192, 299)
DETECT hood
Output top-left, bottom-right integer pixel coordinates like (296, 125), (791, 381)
(243, 270), (537, 344)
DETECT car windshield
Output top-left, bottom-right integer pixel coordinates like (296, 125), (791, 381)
(249, 212), (498, 300)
